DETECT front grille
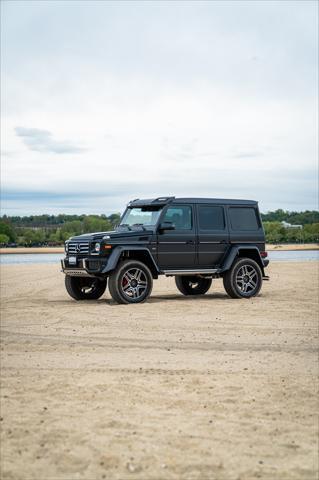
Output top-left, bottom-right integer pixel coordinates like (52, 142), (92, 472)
(68, 242), (90, 255)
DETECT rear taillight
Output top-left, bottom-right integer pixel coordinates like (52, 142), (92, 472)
(260, 251), (268, 258)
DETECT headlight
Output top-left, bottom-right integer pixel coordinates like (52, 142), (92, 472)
(65, 242), (68, 253)
(93, 242), (101, 253)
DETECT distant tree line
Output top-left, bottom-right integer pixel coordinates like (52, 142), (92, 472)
(0, 213), (121, 246)
(260, 209), (319, 244)
(262, 222), (318, 244)
(260, 209), (319, 225)
(0, 209), (318, 246)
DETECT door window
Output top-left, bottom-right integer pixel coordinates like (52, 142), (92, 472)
(198, 206), (225, 230)
(162, 206), (192, 230)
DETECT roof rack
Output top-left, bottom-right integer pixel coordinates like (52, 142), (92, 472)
(153, 196), (175, 203)
(127, 197), (175, 207)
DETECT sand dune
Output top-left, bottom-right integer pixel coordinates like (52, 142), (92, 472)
(0, 262), (318, 479)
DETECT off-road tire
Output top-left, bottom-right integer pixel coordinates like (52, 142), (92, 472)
(108, 259), (153, 304)
(65, 275), (107, 300)
(223, 257), (262, 299)
(175, 275), (212, 296)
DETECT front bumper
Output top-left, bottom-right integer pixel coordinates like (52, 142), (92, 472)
(61, 257), (107, 277)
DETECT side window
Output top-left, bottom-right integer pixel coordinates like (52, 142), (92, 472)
(229, 207), (260, 231)
(198, 206), (225, 230)
(162, 206), (192, 230)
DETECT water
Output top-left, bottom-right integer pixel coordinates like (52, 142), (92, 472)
(268, 249), (319, 262)
(0, 250), (318, 265)
(0, 253), (64, 264)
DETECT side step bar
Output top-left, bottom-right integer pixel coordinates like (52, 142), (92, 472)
(162, 268), (219, 276)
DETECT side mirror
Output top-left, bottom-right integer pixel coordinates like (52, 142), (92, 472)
(158, 221), (175, 232)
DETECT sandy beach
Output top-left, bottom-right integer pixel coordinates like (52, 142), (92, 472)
(0, 261), (318, 480)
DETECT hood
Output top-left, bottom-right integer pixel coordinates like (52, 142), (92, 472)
(68, 227), (154, 243)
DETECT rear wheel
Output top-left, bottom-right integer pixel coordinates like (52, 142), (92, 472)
(108, 260), (153, 304)
(175, 275), (212, 296)
(65, 275), (107, 300)
(223, 257), (262, 298)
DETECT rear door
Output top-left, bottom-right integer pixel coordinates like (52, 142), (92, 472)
(196, 204), (229, 267)
(157, 204), (196, 268)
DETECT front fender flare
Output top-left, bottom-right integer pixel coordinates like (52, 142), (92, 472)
(101, 246), (159, 274)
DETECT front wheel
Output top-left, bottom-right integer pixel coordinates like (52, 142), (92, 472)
(223, 257), (262, 299)
(175, 275), (212, 295)
(65, 275), (107, 300)
(108, 260), (153, 304)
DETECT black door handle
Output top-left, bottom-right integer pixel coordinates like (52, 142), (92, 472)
(220, 240), (228, 244)
(186, 240), (195, 244)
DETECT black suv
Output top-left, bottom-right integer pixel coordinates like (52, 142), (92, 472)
(61, 197), (269, 304)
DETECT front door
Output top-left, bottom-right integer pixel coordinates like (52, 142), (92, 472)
(157, 204), (196, 269)
(196, 204), (229, 266)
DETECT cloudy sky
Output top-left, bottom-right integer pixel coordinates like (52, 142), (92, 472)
(1, 0), (318, 215)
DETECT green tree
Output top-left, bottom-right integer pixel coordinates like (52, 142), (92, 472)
(108, 213), (121, 227)
(303, 223), (319, 243)
(263, 222), (286, 243)
(0, 233), (9, 244)
(83, 216), (112, 233)
(48, 230), (62, 243)
(0, 219), (16, 242)
(60, 231), (75, 242)
(17, 235), (26, 246)
(61, 220), (83, 237)
(22, 228), (45, 245)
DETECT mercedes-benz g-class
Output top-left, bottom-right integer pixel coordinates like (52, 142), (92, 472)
(61, 197), (269, 303)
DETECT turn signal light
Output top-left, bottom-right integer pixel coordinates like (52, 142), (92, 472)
(103, 244), (112, 250)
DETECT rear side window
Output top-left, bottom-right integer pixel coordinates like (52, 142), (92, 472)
(163, 206), (192, 230)
(229, 207), (260, 231)
(198, 206), (225, 230)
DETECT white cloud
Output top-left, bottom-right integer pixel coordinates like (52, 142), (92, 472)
(14, 126), (85, 154)
(1, 0), (318, 214)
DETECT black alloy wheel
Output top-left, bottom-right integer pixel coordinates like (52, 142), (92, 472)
(223, 257), (262, 299)
(108, 260), (153, 304)
(65, 276), (107, 300)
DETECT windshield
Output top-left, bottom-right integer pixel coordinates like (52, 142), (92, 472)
(119, 206), (163, 227)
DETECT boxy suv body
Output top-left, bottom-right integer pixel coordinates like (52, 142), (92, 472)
(61, 197), (269, 303)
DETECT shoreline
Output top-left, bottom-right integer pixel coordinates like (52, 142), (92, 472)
(0, 243), (318, 254)
(266, 243), (319, 251)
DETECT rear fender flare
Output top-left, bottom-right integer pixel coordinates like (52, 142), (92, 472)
(221, 245), (265, 274)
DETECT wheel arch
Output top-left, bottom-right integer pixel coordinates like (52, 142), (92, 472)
(222, 245), (265, 274)
(102, 246), (159, 278)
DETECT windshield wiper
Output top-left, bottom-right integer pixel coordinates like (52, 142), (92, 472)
(118, 223), (132, 231)
(132, 223), (146, 231)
